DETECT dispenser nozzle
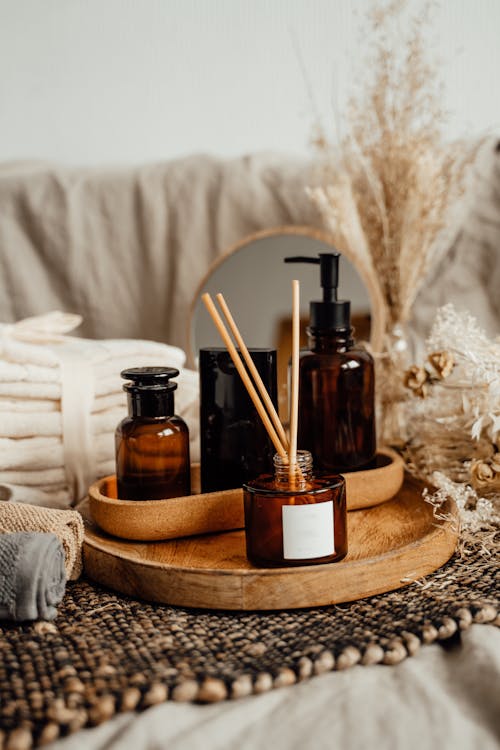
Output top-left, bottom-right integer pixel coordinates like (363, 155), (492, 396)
(284, 253), (340, 303)
(284, 251), (349, 331)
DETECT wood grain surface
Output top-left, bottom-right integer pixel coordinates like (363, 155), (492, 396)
(87, 449), (404, 542)
(82, 475), (458, 610)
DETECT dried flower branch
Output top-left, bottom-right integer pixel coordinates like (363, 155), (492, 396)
(308, 0), (485, 444)
(405, 305), (500, 503)
(310, 0), (479, 330)
(403, 365), (429, 397)
(403, 349), (455, 397)
(428, 351), (455, 379)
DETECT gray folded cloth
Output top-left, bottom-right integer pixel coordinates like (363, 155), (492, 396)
(0, 532), (66, 621)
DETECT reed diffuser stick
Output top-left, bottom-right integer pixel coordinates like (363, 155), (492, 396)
(289, 279), (300, 483)
(201, 293), (288, 458)
(215, 292), (289, 452)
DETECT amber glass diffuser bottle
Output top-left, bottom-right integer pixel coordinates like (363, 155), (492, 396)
(115, 367), (190, 500)
(285, 253), (376, 473)
(244, 450), (347, 567)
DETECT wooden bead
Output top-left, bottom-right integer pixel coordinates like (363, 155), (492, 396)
(244, 642), (267, 657)
(27, 693), (44, 711)
(383, 640), (407, 665)
(5, 728), (32, 750)
(297, 656), (313, 680)
(63, 677), (85, 694)
(142, 683), (168, 707)
(56, 666), (77, 679)
(120, 688), (141, 712)
(197, 678), (227, 703)
(422, 624), (438, 644)
(253, 673), (273, 694)
(401, 632), (421, 656)
(171, 680), (199, 702)
(230, 675), (253, 699)
(37, 724), (59, 746)
(46, 699), (77, 725)
(455, 607), (473, 629)
(336, 647), (360, 671)
(129, 673), (147, 687)
(361, 644), (384, 666)
(67, 709), (88, 733)
(95, 664), (117, 677)
(313, 650), (335, 674)
(438, 618), (457, 639)
(473, 605), (497, 624)
(273, 668), (296, 688)
(88, 696), (115, 725)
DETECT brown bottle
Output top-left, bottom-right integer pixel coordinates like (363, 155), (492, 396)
(243, 450), (347, 567)
(285, 252), (376, 473)
(115, 367), (190, 500)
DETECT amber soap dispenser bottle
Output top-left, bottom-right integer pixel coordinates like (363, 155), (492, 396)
(285, 252), (376, 473)
(115, 367), (190, 500)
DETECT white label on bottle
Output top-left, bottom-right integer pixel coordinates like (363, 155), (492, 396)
(282, 501), (335, 560)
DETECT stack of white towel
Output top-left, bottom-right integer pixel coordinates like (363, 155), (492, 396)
(0, 312), (199, 508)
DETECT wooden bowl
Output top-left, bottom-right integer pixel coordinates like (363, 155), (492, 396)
(345, 447), (404, 510)
(88, 448), (404, 542)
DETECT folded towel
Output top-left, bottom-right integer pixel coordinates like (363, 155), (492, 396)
(0, 435), (113, 472)
(0, 485), (73, 509)
(0, 532), (66, 621)
(0, 407), (124, 438)
(0, 312), (200, 507)
(0, 502), (84, 579)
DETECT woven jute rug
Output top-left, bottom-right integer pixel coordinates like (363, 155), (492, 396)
(0, 538), (498, 749)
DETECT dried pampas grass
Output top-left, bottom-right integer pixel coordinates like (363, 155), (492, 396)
(308, 0), (484, 442)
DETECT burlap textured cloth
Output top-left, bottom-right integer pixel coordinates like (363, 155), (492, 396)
(0, 501), (83, 579)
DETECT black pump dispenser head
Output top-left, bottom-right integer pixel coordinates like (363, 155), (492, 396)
(121, 367), (179, 418)
(284, 253), (351, 330)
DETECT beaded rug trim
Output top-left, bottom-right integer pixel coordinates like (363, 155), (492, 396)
(0, 539), (498, 748)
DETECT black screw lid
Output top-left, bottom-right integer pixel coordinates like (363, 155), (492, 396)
(284, 252), (351, 331)
(120, 367), (179, 393)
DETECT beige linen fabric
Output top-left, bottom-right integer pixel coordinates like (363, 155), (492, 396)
(0, 155), (317, 351)
(412, 140), (500, 347)
(1, 146), (499, 357)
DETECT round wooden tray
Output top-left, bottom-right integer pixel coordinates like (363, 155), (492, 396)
(82, 476), (458, 611)
(87, 448), (405, 542)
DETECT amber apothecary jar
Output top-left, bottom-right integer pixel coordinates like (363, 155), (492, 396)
(243, 450), (347, 568)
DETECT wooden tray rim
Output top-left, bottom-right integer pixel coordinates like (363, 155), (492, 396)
(83, 495), (456, 578)
(89, 446), (404, 508)
(82, 475), (459, 610)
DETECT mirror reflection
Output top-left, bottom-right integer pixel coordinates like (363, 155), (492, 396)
(191, 230), (371, 418)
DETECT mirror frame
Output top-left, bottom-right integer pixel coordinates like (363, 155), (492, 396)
(187, 224), (386, 367)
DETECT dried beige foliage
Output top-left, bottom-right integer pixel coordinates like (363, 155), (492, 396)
(309, 0), (482, 331)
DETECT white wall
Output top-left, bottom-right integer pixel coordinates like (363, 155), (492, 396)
(0, 0), (499, 166)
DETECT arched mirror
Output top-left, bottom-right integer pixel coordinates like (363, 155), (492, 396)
(188, 226), (383, 419)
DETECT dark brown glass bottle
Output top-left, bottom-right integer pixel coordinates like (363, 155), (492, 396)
(299, 327), (376, 473)
(243, 451), (347, 567)
(200, 348), (277, 492)
(115, 367), (190, 500)
(285, 252), (376, 473)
